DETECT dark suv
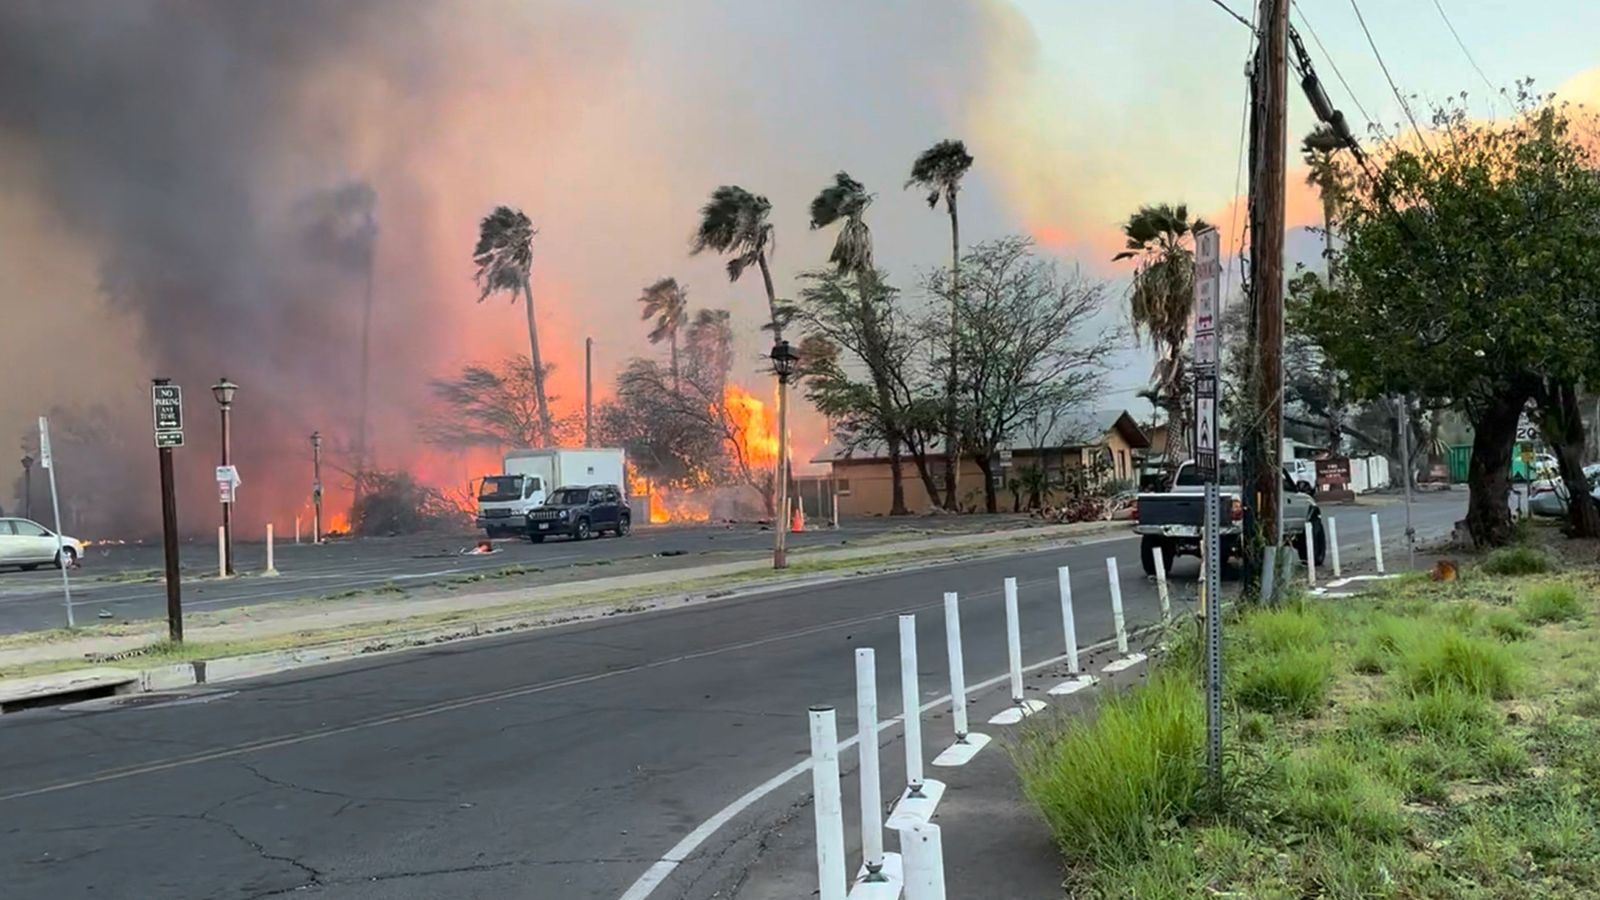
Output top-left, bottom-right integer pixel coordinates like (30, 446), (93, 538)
(525, 485), (629, 542)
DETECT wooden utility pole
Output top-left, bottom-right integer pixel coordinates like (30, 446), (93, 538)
(584, 337), (594, 446)
(1250, 0), (1289, 587)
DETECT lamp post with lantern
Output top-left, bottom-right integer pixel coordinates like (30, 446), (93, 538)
(20, 453), (33, 520)
(770, 339), (799, 569)
(310, 430), (323, 544)
(212, 377), (238, 575)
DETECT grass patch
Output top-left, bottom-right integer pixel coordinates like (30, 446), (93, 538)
(1396, 627), (1520, 699)
(1482, 544), (1554, 576)
(1484, 607), (1532, 641)
(1517, 581), (1585, 624)
(1235, 647), (1333, 716)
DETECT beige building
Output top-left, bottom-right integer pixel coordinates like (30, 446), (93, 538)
(813, 409), (1150, 516)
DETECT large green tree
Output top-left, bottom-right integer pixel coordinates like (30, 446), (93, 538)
(690, 186), (784, 339)
(1300, 93), (1600, 545)
(907, 139), (974, 510)
(472, 206), (555, 446)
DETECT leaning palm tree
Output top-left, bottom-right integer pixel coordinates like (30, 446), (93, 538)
(638, 277), (689, 391)
(809, 171), (874, 277)
(690, 186), (783, 339)
(472, 205), (554, 446)
(1112, 203), (1210, 468)
(1302, 124), (1347, 283)
(906, 139), (974, 511)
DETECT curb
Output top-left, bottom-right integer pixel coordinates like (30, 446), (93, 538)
(0, 521), (1133, 711)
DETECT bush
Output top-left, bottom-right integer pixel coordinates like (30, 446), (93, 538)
(1484, 608), (1532, 641)
(1236, 648), (1333, 717)
(1014, 670), (1204, 866)
(1517, 582), (1584, 624)
(1398, 628), (1520, 699)
(1481, 545), (1553, 577)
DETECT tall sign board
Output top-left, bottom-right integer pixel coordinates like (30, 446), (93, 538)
(1192, 226), (1224, 795)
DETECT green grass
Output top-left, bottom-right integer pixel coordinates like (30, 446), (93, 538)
(1235, 646), (1333, 716)
(1396, 627), (1521, 699)
(1517, 581), (1585, 624)
(1484, 607), (1532, 641)
(1482, 544), (1554, 576)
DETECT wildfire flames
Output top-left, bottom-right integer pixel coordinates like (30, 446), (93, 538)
(723, 384), (780, 468)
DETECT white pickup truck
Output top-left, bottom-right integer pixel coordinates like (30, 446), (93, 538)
(1133, 460), (1324, 576)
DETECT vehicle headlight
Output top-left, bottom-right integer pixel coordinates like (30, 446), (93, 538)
(559, 509), (570, 520)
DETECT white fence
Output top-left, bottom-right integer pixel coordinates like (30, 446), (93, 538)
(1349, 455), (1391, 494)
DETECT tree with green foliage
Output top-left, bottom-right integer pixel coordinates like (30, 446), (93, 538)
(907, 139), (975, 510)
(472, 206), (555, 446)
(423, 355), (575, 449)
(1299, 91), (1600, 544)
(637, 277), (688, 391)
(690, 186), (784, 339)
(809, 172), (874, 277)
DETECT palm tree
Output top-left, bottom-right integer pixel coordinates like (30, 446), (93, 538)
(1112, 203), (1210, 469)
(638, 277), (688, 391)
(809, 171), (874, 277)
(690, 186), (783, 339)
(1302, 124), (1346, 283)
(472, 205), (554, 446)
(906, 139), (974, 511)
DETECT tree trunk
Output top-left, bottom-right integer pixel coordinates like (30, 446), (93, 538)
(903, 443), (943, 510)
(757, 253), (782, 342)
(1539, 380), (1600, 538)
(887, 436), (909, 516)
(520, 276), (555, 446)
(669, 333), (680, 394)
(1465, 387), (1526, 548)
(943, 197), (961, 511)
(974, 455), (998, 514)
(355, 263), (375, 502)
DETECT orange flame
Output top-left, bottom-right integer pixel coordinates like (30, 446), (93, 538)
(326, 511), (351, 535)
(723, 384), (779, 468)
(628, 472), (712, 524)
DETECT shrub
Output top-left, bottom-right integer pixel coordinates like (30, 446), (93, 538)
(1236, 648), (1334, 717)
(1014, 670), (1204, 865)
(1517, 582), (1584, 624)
(1481, 545), (1553, 577)
(1398, 628), (1520, 699)
(1484, 608), (1532, 641)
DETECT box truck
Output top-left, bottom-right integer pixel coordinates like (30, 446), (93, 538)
(475, 448), (626, 537)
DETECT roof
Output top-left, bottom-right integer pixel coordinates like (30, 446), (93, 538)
(812, 408), (1149, 464)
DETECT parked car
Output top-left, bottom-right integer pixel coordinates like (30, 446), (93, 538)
(1529, 463), (1600, 518)
(524, 485), (630, 542)
(1285, 458), (1317, 494)
(1133, 461), (1323, 576)
(0, 518), (82, 570)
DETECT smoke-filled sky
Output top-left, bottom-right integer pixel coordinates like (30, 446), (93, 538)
(2, 0), (1598, 535)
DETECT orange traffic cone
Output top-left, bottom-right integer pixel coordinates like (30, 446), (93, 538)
(791, 501), (804, 533)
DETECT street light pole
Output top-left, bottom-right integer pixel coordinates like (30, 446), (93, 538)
(311, 431), (323, 544)
(20, 454), (32, 520)
(770, 340), (799, 570)
(212, 378), (238, 576)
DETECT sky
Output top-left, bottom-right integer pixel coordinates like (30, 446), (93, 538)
(1, 0), (1597, 532)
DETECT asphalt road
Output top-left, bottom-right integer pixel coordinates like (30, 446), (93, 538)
(0, 493), (1463, 900)
(0, 517), (1032, 635)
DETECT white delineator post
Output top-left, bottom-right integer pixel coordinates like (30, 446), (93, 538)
(1102, 557), (1147, 674)
(1370, 513), (1386, 575)
(989, 577), (1047, 725)
(832, 491), (840, 529)
(1152, 546), (1171, 620)
(264, 523), (279, 576)
(1049, 566), (1098, 696)
(887, 614), (944, 829)
(1328, 516), (1342, 578)
(294, 516), (301, 545)
(899, 822), (947, 900)
(217, 526), (228, 579)
(808, 706), (848, 900)
(1304, 521), (1317, 586)
(853, 650), (887, 882)
(934, 593), (990, 766)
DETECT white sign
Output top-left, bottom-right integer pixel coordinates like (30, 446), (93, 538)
(1196, 397), (1216, 453)
(37, 417), (52, 470)
(216, 465), (241, 486)
(1192, 227), (1222, 366)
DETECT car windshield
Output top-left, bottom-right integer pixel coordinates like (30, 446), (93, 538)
(1175, 463), (1241, 486)
(478, 475), (523, 501)
(548, 488), (589, 505)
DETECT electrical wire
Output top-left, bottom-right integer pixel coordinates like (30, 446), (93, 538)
(1430, 0), (1499, 111)
(1291, 1), (1374, 130)
(1348, 0), (1433, 153)
(1202, 0), (1256, 31)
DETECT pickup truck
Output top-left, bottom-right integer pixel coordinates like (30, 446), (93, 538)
(1133, 460), (1324, 576)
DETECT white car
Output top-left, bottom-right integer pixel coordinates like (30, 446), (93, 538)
(1528, 464), (1600, 518)
(0, 518), (82, 570)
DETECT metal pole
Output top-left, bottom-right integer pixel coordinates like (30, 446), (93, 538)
(898, 614), (925, 796)
(220, 403), (234, 576)
(942, 593), (970, 741)
(584, 336), (594, 447)
(1397, 396), (1416, 570)
(312, 432), (323, 545)
(1204, 481), (1223, 797)
(158, 441), (183, 643)
(774, 374), (790, 569)
(854, 649), (887, 882)
(39, 418), (72, 628)
(808, 706), (848, 900)
(21, 457), (31, 520)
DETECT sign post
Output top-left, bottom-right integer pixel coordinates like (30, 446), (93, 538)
(38, 417), (73, 627)
(152, 379), (185, 642)
(1192, 226), (1224, 797)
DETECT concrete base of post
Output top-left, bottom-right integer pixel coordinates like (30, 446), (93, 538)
(1102, 652), (1148, 675)
(932, 732), (991, 767)
(1048, 673), (1099, 696)
(898, 821), (946, 900)
(885, 779), (946, 831)
(850, 852), (904, 900)
(986, 698), (1047, 726)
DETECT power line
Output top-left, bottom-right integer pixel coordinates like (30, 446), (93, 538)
(1291, 2), (1373, 130)
(1201, 0), (1255, 31)
(1348, 0), (1432, 153)
(1430, 0), (1499, 110)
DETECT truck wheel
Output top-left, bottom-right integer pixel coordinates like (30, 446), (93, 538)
(1139, 536), (1174, 577)
(573, 518), (591, 540)
(1294, 517), (1328, 567)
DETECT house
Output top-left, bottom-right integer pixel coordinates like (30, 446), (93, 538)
(813, 409), (1150, 516)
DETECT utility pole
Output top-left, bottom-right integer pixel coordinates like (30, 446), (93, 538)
(152, 379), (185, 642)
(311, 431), (323, 544)
(20, 453), (32, 520)
(1246, 0), (1289, 596)
(585, 337), (594, 446)
(1397, 396), (1416, 570)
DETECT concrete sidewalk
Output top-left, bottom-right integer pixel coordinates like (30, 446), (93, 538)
(0, 519), (1128, 683)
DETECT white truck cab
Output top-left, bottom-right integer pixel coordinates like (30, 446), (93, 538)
(476, 448), (627, 538)
(476, 471), (547, 537)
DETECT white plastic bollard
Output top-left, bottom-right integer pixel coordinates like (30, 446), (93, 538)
(989, 577), (1047, 725)
(295, 516), (301, 545)
(1049, 566), (1098, 696)
(264, 524), (279, 576)
(898, 615), (925, 796)
(1102, 557), (1147, 674)
(934, 594), (991, 767)
(1328, 516), (1342, 578)
(218, 526), (227, 579)
(808, 706), (848, 900)
(854, 649), (887, 882)
(832, 492), (840, 529)
(1152, 546), (1171, 620)
(1370, 513), (1385, 575)
(899, 821), (947, 900)
(1304, 521), (1317, 586)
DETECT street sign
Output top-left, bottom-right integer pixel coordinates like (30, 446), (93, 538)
(1191, 226), (1224, 799)
(1193, 227), (1222, 367)
(153, 383), (184, 447)
(1194, 375), (1218, 480)
(156, 431), (184, 449)
(216, 465), (240, 503)
(37, 416), (52, 470)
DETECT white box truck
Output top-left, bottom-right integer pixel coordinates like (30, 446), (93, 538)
(475, 448), (626, 537)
